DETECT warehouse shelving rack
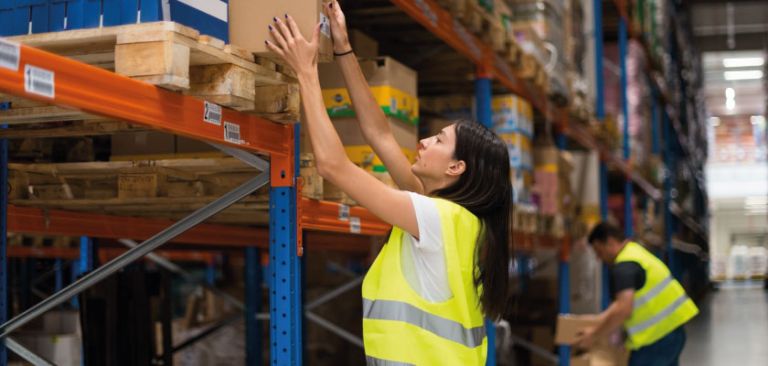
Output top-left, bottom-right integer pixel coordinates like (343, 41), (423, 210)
(0, 0), (709, 365)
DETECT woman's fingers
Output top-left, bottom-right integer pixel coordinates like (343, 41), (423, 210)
(268, 19), (288, 49)
(264, 40), (285, 57)
(274, 17), (294, 44)
(285, 14), (303, 41)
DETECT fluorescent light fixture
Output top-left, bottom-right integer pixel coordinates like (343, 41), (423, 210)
(724, 70), (764, 81)
(726, 99), (735, 110)
(725, 87), (735, 99)
(751, 115), (766, 125)
(709, 117), (721, 126)
(723, 57), (764, 68)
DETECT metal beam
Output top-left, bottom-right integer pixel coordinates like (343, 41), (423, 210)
(5, 338), (54, 366)
(0, 171), (270, 338)
(305, 312), (364, 348)
(118, 239), (245, 311)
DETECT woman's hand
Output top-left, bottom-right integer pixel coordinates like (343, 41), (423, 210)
(265, 14), (321, 77)
(325, 0), (351, 53)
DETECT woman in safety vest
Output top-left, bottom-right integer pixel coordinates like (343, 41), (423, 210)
(266, 2), (510, 364)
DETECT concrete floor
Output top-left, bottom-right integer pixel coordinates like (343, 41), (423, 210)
(681, 281), (768, 366)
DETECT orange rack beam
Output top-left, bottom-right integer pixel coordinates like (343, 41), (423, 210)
(299, 197), (391, 236)
(7, 205), (267, 247)
(0, 39), (291, 157)
(389, 0), (548, 114)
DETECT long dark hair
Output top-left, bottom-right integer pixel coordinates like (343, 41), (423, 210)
(433, 120), (511, 320)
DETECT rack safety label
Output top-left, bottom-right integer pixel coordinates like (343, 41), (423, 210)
(319, 13), (331, 38)
(0, 39), (20, 71)
(350, 217), (361, 234)
(24, 65), (55, 99)
(203, 101), (222, 126)
(223, 121), (243, 144)
(338, 204), (350, 222)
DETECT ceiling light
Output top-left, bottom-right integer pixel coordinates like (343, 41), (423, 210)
(724, 70), (764, 81)
(751, 115), (766, 125)
(726, 99), (735, 110)
(723, 57), (764, 68)
(725, 87), (735, 99)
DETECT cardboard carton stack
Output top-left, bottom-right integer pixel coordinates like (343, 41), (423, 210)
(312, 50), (419, 203)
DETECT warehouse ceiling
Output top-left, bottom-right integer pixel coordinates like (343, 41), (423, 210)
(690, 0), (767, 118)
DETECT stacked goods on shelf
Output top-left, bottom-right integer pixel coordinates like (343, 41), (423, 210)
(625, 41), (653, 168)
(508, 0), (569, 104)
(629, 0), (669, 67)
(439, 0), (507, 53)
(510, 26), (550, 93)
(563, 0), (591, 122)
(14, 310), (82, 366)
(419, 95), (474, 121)
(316, 55), (418, 204)
(231, 0), (333, 62)
(492, 94), (534, 205)
(0, 0), (229, 41)
(0, 22), (300, 123)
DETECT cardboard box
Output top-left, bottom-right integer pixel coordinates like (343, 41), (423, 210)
(319, 57), (418, 125)
(332, 116), (418, 151)
(555, 314), (628, 366)
(229, 0), (333, 62)
(349, 29), (379, 58)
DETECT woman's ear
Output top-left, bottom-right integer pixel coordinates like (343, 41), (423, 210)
(446, 160), (466, 176)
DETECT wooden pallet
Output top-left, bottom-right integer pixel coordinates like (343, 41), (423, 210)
(0, 22), (299, 125)
(8, 157), (273, 225)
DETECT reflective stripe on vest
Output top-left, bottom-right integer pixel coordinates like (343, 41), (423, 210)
(627, 293), (690, 336)
(366, 356), (415, 366)
(634, 275), (673, 308)
(363, 298), (486, 348)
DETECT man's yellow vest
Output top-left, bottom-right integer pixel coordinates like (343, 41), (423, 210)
(361, 198), (487, 365)
(616, 242), (699, 350)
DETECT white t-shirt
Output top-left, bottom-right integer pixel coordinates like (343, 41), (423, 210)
(400, 192), (452, 302)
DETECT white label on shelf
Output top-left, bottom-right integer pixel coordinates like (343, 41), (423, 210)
(0, 39), (20, 71)
(319, 13), (331, 38)
(350, 217), (361, 234)
(24, 65), (55, 99)
(338, 204), (350, 221)
(203, 101), (222, 126)
(223, 121), (243, 144)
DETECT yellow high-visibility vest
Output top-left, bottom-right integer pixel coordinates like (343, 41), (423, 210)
(616, 242), (699, 350)
(362, 198), (487, 365)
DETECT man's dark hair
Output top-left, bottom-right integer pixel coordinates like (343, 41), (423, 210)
(587, 222), (625, 245)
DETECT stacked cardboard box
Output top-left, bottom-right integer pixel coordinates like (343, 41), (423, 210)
(315, 55), (419, 203)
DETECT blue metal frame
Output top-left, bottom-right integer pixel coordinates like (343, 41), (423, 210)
(619, 18), (633, 239)
(245, 247), (262, 366)
(475, 75), (493, 129)
(1, 114), (8, 366)
(556, 135), (570, 366)
(474, 70), (496, 366)
(593, 0), (610, 312)
(269, 124), (302, 366)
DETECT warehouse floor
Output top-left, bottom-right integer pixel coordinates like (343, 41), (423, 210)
(680, 281), (768, 365)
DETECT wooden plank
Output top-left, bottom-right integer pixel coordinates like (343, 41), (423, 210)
(0, 121), (147, 139)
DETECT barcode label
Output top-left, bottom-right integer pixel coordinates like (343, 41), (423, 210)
(203, 101), (222, 126)
(0, 39), (20, 71)
(338, 204), (350, 221)
(319, 13), (331, 37)
(223, 121), (242, 144)
(350, 217), (361, 234)
(24, 65), (55, 98)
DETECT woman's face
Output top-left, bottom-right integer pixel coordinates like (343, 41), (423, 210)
(412, 124), (462, 183)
